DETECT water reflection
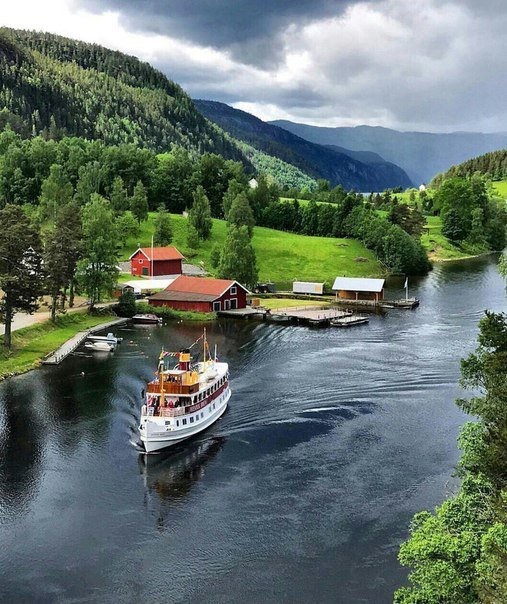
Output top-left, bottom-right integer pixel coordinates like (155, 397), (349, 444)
(0, 378), (43, 517)
(0, 255), (506, 603)
(140, 437), (225, 531)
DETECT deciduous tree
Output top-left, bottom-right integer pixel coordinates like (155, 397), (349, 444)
(0, 205), (44, 348)
(76, 194), (118, 310)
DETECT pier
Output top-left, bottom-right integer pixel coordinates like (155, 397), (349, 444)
(267, 306), (351, 326)
(42, 318), (128, 365)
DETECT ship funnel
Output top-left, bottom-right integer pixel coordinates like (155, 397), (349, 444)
(178, 349), (191, 371)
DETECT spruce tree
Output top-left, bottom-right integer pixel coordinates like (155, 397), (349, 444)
(38, 163), (73, 222)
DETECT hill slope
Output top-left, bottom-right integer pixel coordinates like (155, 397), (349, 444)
(271, 120), (507, 185)
(0, 28), (247, 163)
(434, 149), (507, 183)
(195, 100), (412, 191)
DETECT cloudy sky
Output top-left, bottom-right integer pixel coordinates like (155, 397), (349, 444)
(1, 0), (506, 132)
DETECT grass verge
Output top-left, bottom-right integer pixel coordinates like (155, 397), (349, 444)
(0, 312), (116, 380)
(134, 302), (215, 322)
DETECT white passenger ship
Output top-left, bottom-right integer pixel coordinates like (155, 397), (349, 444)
(139, 331), (230, 453)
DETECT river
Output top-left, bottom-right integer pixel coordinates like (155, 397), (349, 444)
(0, 256), (506, 603)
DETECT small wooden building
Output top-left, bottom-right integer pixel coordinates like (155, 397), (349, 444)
(129, 246), (184, 277)
(332, 277), (385, 302)
(149, 275), (249, 312)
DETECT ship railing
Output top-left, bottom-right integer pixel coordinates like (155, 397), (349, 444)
(142, 406), (187, 418)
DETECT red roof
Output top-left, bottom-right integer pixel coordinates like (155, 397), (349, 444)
(129, 246), (184, 261)
(165, 275), (247, 297)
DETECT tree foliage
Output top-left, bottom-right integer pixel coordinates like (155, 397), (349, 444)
(217, 225), (258, 289)
(76, 194), (118, 310)
(0, 204), (44, 347)
(188, 185), (212, 241)
(396, 310), (507, 603)
(153, 204), (173, 246)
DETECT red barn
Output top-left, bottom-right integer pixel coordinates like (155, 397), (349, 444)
(129, 246), (184, 277)
(149, 275), (249, 312)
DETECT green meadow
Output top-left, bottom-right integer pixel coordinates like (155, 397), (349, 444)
(121, 213), (383, 286)
(492, 180), (507, 198)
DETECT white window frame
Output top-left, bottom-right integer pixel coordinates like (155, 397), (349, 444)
(230, 285), (237, 295)
(213, 301), (221, 311)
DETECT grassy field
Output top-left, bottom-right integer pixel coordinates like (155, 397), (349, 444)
(492, 180), (507, 198)
(0, 312), (117, 380)
(121, 213), (383, 286)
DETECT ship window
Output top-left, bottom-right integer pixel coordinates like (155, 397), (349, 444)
(176, 420), (179, 427)
(183, 418), (187, 425)
(165, 421), (170, 425)
(190, 416), (194, 423)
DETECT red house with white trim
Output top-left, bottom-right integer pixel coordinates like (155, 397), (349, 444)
(129, 246), (184, 277)
(149, 275), (249, 312)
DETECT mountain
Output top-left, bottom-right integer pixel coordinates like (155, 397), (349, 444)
(195, 100), (412, 191)
(270, 121), (507, 185)
(0, 28), (247, 163)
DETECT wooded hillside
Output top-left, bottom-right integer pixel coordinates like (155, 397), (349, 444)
(0, 28), (247, 163)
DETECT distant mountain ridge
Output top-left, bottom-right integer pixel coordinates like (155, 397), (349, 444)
(195, 100), (413, 191)
(270, 121), (507, 184)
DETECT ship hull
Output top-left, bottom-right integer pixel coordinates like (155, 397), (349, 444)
(140, 388), (230, 453)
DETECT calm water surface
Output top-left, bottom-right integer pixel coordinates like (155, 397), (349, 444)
(1, 257), (506, 603)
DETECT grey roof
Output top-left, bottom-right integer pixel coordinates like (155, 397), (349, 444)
(332, 277), (385, 293)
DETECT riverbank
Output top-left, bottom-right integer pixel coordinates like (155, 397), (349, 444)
(0, 312), (118, 381)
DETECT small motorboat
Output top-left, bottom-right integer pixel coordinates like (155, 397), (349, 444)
(85, 340), (115, 352)
(87, 332), (123, 345)
(132, 314), (163, 325)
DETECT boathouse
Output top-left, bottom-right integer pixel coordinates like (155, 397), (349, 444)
(129, 246), (184, 277)
(332, 277), (385, 302)
(149, 275), (249, 312)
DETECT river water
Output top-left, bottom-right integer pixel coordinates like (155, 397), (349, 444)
(0, 256), (506, 603)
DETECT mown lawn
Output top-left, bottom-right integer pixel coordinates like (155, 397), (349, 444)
(0, 313), (116, 379)
(492, 180), (507, 199)
(120, 213), (383, 286)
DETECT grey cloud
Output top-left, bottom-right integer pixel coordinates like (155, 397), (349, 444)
(78, 0), (369, 66)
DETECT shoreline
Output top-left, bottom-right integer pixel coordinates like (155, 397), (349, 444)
(429, 250), (498, 263)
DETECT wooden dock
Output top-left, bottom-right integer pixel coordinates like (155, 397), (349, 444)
(268, 307), (351, 326)
(42, 318), (128, 365)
